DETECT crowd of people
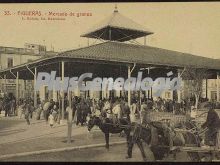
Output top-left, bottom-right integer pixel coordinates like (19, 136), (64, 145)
(1, 92), (220, 152)
(0, 93), (16, 117)
(0, 94), (192, 130)
(0, 92), (218, 127)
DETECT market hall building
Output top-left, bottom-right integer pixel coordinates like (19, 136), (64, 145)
(0, 7), (220, 115)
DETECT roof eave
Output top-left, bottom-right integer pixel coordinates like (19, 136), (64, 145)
(80, 25), (154, 38)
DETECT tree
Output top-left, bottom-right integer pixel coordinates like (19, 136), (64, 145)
(182, 67), (208, 109)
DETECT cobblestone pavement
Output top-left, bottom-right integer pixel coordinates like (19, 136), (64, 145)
(0, 115), (125, 158)
(0, 115), (191, 162)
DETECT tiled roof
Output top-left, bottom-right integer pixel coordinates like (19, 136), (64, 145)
(80, 10), (153, 41)
(59, 41), (220, 70)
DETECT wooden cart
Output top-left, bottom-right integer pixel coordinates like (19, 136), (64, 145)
(147, 112), (187, 125)
(180, 146), (220, 162)
(145, 111), (220, 161)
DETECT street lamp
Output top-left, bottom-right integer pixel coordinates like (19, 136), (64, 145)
(139, 66), (157, 103)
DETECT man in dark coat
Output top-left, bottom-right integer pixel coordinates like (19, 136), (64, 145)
(24, 100), (32, 125)
(0, 98), (3, 114)
(164, 100), (169, 112)
(76, 99), (90, 126)
(202, 105), (220, 146)
(3, 95), (11, 117)
(173, 101), (181, 115)
(167, 100), (174, 113)
(81, 100), (90, 126)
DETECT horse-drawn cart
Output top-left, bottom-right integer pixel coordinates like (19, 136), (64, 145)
(145, 111), (220, 161)
(180, 146), (220, 162)
(147, 112), (187, 125)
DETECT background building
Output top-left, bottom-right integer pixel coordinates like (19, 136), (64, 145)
(203, 79), (220, 101)
(0, 44), (57, 98)
(182, 79), (220, 102)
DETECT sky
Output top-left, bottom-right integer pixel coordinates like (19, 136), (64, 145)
(0, 2), (220, 59)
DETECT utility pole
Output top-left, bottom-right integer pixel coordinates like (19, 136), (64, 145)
(67, 94), (73, 143)
(217, 72), (219, 102)
(128, 65), (131, 107)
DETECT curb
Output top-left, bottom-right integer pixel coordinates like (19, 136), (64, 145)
(0, 141), (127, 160)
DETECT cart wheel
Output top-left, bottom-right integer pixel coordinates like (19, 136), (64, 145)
(215, 152), (220, 160)
(188, 152), (201, 162)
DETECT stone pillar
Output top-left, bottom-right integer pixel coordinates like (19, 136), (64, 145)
(102, 88), (105, 99)
(109, 28), (111, 40)
(140, 90), (142, 105)
(16, 72), (19, 100)
(4, 75), (6, 93)
(61, 61), (65, 122)
(39, 85), (46, 101)
(177, 70), (181, 103)
(115, 90), (120, 97)
(102, 81), (107, 99)
(68, 90), (72, 108)
(107, 90), (110, 99)
(89, 89), (93, 99)
(205, 79), (208, 99)
(151, 87), (153, 99)
(217, 72), (219, 102)
(66, 105), (73, 143)
(128, 66), (131, 107)
(53, 84), (57, 102)
(73, 85), (80, 97)
(34, 67), (37, 107)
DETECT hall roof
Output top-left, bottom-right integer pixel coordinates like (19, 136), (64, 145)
(80, 7), (153, 42)
(0, 41), (219, 80)
(59, 41), (220, 70)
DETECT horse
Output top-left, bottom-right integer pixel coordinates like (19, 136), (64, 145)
(126, 120), (202, 161)
(87, 115), (131, 149)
